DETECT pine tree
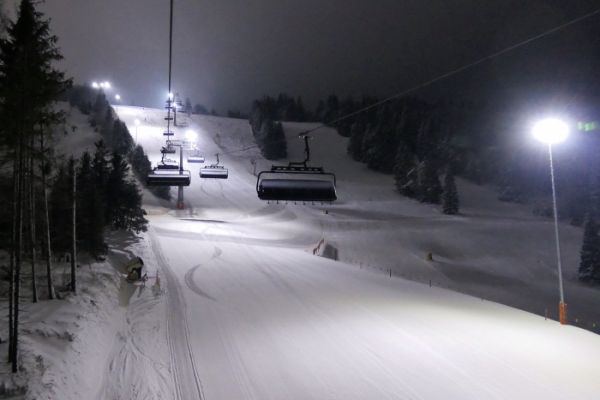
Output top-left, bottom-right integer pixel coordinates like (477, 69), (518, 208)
(49, 163), (71, 252)
(579, 215), (600, 283)
(76, 152), (94, 254)
(393, 141), (417, 197)
(0, 0), (71, 371)
(106, 151), (128, 225)
(418, 159), (442, 204)
(442, 168), (459, 214)
(347, 121), (365, 161)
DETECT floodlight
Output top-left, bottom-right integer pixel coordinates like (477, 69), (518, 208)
(532, 118), (569, 144)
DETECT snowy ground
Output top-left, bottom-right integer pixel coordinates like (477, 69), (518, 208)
(112, 105), (600, 399)
(4, 104), (600, 399)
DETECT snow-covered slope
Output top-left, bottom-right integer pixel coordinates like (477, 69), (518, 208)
(111, 105), (600, 399)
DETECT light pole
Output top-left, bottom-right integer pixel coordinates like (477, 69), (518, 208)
(532, 118), (569, 325)
(134, 119), (140, 143)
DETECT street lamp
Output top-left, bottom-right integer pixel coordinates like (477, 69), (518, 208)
(532, 117), (569, 325)
(115, 94), (121, 101)
(134, 119), (140, 143)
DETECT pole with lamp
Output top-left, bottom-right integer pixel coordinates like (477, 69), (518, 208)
(532, 118), (569, 325)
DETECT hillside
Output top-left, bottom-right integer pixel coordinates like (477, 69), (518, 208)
(116, 105), (596, 329)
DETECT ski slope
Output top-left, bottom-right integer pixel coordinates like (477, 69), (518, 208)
(113, 105), (600, 399)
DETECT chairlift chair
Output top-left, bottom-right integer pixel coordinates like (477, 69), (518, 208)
(256, 135), (337, 202)
(200, 153), (228, 179)
(161, 143), (176, 154)
(156, 157), (179, 170)
(147, 143), (191, 186)
(146, 169), (191, 186)
(187, 150), (205, 163)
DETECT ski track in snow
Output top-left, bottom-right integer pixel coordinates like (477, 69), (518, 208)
(150, 228), (205, 400)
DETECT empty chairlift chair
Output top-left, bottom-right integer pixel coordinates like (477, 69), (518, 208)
(147, 144), (191, 186)
(200, 153), (228, 179)
(256, 135), (337, 202)
(187, 150), (205, 163)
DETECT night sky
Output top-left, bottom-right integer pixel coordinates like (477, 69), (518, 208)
(6, 1), (600, 112)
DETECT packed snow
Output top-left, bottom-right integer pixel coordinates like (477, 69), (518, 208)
(5, 104), (600, 399)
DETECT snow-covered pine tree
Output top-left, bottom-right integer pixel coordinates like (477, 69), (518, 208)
(442, 168), (459, 214)
(579, 215), (600, 283)
(418, 158), (442, 204)
(347, 121), (365, 161)
(393, 141), (417, 197)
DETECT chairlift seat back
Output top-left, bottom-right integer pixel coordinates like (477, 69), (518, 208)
(258, 178), (337, 201)
(146, 169), (191, 186)
(156, 163), (179, 170)
(200, 165), (228, 179)
(187, 155), (205, 163)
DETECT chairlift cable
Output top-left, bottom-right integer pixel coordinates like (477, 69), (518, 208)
(295, 6), (600, 137)
(203, 8), (600, 159)
(187, 6), (600, 160)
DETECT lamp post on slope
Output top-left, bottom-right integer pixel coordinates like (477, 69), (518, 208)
(532, 118), (569, 325)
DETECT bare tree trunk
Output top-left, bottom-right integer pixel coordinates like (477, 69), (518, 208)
(30, 135), (38, 303)
(12, 140), (24, 373)
(8, 158), (17, 363)
(70, 157), (76, 293)
(40, 129), (55, 299)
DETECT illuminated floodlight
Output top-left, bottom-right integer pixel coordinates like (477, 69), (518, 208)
(91, 81), (99, 89)
(168, 92), (174, 100)
(103, 81), (112, 89)
(185, 129), (197, 141)
(115, 94), (121, 101)
(532, 118), (569, 145)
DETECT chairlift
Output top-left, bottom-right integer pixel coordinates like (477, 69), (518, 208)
(256, 135), (337, 202)
(161, 143), (176, 154)
(147, 143), (191, 186)
(146, 169), (191, 186)
(200, 153), (228, 179)
(156, 157), (179, 170)
(187, 150), (205, 163)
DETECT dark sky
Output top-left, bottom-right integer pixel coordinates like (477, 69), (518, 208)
(7, 1), (600, 112)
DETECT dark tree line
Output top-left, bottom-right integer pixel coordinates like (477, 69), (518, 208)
(0, 0), (71, 372)
(0, 1), (147, 373)
(342, 96), (460, 212)
(68, 84), (170, 200)
(50, 142), (148, 257)
(249, 97), (287, 160)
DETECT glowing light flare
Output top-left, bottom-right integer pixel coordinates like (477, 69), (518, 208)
(185, 130), (197, 142)
(168, 92), (174, 99)
(115, 94), (121, 101)
(532, 118), (569, 145)
(91, 81), (99, 89)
